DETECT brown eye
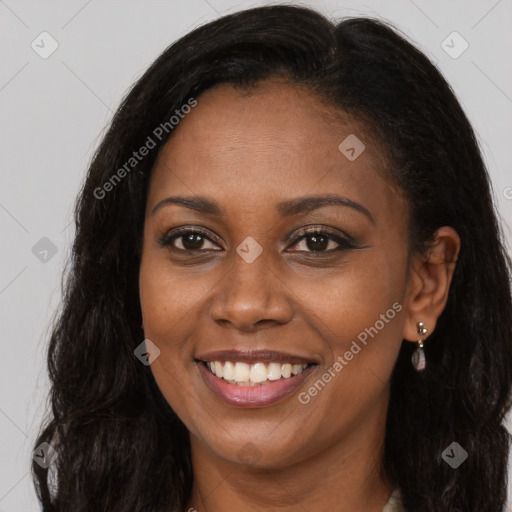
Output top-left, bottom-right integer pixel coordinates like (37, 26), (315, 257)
(159, 228), (222, 252)
(287, 228), (355, 253)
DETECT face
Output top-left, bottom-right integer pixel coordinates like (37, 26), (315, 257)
(139, 79), (411, 468)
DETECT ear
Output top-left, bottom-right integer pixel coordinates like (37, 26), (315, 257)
(402, 226), (461, 343)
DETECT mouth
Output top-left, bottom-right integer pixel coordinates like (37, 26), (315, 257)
(194, 350), (319, 407)
(198, 359), (315, 386)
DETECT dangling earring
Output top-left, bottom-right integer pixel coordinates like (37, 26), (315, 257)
(411, 321), (428, 371)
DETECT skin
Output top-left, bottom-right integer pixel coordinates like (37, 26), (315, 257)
(138, 79), (460, 511)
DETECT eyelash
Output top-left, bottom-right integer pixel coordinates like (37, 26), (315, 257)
(158, 226), (357, 255)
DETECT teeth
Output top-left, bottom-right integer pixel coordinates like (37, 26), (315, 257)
(249, 362), (267, 383)
(234, 362), (250, 382)
(291, 364), (303, 375)
(223, 361), (234, 380)
(214, 361), (223, 379)
(281, 364), (291, 378)
(204, 360), (309, 384)
(267, 362), (282, 380)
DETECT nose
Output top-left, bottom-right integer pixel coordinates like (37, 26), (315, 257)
(209, 249), (293, 332)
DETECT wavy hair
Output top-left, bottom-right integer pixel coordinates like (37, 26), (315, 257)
(32, 5), (512, 511)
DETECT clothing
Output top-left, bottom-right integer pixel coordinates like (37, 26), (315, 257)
(381, 488), (405, 512)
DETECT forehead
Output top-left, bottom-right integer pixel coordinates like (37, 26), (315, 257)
(147, 80), (400, 222)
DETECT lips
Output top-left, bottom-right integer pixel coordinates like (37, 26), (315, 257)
(195, 349), (318, 365)
(194, 349), (319, 407)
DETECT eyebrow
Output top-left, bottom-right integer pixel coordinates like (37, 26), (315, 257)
(151, 194), (375, 224)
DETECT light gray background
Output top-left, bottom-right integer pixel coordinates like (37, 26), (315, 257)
(1, 1), (511, 510)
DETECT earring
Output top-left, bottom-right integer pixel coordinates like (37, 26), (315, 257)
(411, 321), (428, 371)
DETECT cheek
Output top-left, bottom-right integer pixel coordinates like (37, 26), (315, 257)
(139, 252), (212, 342)
(138, 256), (202, 430)
(301, 249), (404, 334)
(138, 251), (223, 419)
(288, 260), (404, 449)
(138, 255), (194, 383)
(294, 245), (407, 387)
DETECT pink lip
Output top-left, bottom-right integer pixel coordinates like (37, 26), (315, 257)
(196, 360), (317, 408)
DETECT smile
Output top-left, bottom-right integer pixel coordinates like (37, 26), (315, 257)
(203, 360), (311, 385)
(196, 359), (317, 407)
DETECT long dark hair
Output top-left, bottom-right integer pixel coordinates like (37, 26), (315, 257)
(32, 5), (512, 511)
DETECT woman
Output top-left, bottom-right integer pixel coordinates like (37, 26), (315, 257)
(32, 5), (512, 511)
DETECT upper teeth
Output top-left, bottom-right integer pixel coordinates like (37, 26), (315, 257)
(206, 361), (309, 385)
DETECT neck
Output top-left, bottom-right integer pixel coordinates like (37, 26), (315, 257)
(185, 395), (394, 511)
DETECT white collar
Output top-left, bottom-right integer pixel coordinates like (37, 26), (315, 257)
(381, 488), (404, 512)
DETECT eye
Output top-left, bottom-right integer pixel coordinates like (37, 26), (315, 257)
(158, 226), (357, 255)
(286, 227), (355, 254)
(159, 228), (222, 252)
